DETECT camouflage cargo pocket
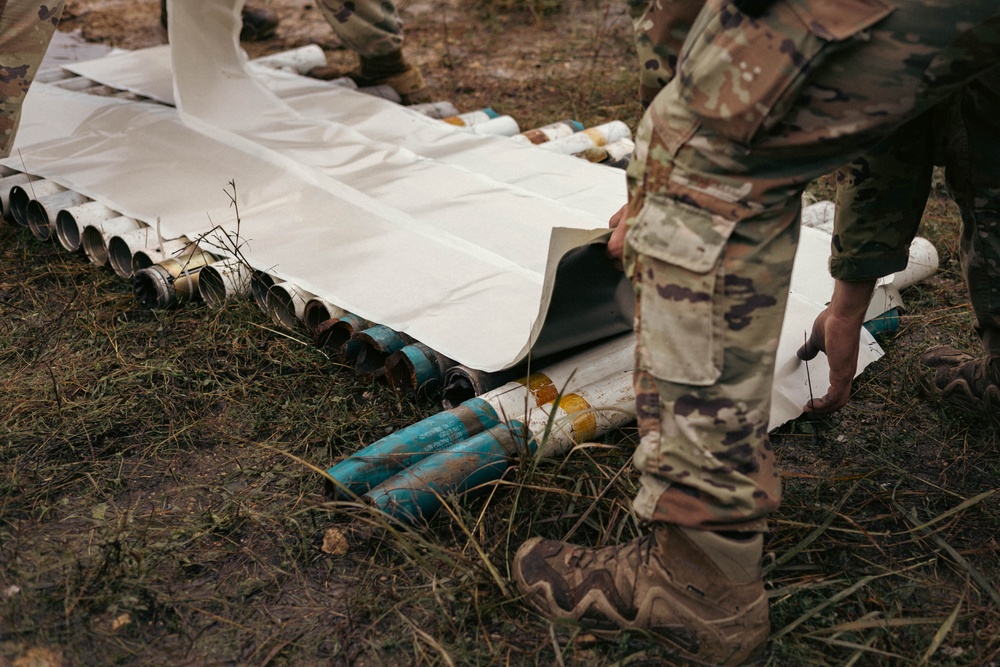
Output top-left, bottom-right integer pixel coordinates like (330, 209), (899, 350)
(627, 194), (736, 385)
(676, 0), (893, 146)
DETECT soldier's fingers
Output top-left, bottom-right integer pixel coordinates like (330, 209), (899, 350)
(606, 223), (627, 262)
(796, 334), (822, 361)
(797, 309), (831, 361)
(608, 204), (627, 229)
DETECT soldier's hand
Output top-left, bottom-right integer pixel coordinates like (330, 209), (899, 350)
(796, 279), (877, 414)
(607, 204), (628, 265)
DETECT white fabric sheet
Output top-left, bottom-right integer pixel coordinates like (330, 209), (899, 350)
(12, 0), (629, 371)
(13, 1), (887, 419)
(9, 87), (617, 371)
(64, 43), (627, 219)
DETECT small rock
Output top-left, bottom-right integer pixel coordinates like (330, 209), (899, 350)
(321, 527), (349, 556)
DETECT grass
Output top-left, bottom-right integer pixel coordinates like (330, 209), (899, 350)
(3, 0), (999, 664)
(2, 202), (997, 666)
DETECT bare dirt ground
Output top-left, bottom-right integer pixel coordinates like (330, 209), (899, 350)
(1, 1), (998, 666)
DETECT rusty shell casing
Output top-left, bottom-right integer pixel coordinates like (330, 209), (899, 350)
(133, 250), (215, 309)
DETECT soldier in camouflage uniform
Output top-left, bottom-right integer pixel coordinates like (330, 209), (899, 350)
(513, 2), (1000, 664)
(0, 1), (63, 158)
(307, 0), (431, 104)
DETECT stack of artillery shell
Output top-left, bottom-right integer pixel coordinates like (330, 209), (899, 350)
(325, 334), (638, 519)
(26, 190), (88, 242)
(267, 282), (314, 329)
(539, 120), (632, 155)
(302, 296), (348, 335)
(328, 356), (637, 523)
(0, 172), (36, 221)
(385, 343), (456, 397)
(8, 179), (64, 227)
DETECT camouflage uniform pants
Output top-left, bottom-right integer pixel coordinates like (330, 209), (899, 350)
(624, 0), (1000, 531)
(0, 1), (63, 158)
(833, 65), (1000, 357)
(315, 0), (403, 58)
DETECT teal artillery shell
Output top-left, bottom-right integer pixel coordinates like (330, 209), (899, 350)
(364, 420), (533, 523)
(325, 397), (500, 499)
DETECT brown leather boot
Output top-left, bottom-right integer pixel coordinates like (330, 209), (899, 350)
(307, 50), (431, 105)
(922, 345), (1000, 418)
(513, 524), (769, 666)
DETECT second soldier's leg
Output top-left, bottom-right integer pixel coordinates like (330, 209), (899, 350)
(311, 0), (430, 103)
(314, 0), (403, 57)
(923, 66), (1000, 414)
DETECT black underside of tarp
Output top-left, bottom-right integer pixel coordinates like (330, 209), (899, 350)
(529, 241), (634, 361)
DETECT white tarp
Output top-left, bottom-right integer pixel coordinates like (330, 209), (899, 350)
(9, 0), (636, 372)
(9, 0), (892, 428)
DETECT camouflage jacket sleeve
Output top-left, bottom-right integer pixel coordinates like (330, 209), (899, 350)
(627, 0), (706, 107)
